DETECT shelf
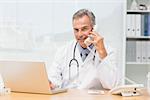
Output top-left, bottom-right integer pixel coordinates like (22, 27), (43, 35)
(126, 62), (150, 65)
(127, 10), (150, 14)
(126, 36), (150, 39)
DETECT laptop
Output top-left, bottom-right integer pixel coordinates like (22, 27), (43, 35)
(0, 61), (67, 94)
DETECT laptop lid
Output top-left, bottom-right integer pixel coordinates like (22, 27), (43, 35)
(0, 61), (51, 94)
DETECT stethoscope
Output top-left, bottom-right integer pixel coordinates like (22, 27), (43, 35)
(68, 42), (96, 80)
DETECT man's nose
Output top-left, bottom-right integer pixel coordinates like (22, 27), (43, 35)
(78, 31), (84, 39)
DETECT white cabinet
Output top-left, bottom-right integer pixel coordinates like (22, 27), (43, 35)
(125, 0), (150, 86)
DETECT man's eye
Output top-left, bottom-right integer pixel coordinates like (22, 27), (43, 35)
(82, 28), (88, 31)
(74, 29), (78, 32)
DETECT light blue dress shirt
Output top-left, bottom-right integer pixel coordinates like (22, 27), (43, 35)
(77, 43), (94, 61)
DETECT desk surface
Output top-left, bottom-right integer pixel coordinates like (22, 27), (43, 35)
(0, 89), (150, 100)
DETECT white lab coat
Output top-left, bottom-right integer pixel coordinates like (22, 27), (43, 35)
(48, 40), (119, 89)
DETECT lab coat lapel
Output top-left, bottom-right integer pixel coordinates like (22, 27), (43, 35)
(75, 45), (83, 66)
(82, 47), (95, 66)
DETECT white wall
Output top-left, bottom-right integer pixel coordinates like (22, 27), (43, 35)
(0, 0), (125, 83)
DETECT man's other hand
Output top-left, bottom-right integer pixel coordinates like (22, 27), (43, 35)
(49, 81), (55, 89)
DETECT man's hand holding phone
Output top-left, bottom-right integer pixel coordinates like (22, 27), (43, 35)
(84, 31), (107, 59)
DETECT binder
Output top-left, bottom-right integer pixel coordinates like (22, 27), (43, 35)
(147, 15), (150, 36)
(126, 41), (131, 62)
(131, 40), (136, 62)
(126, 14), (132, 36)
(144, 14), (148, 36)
(135, 14), (141, 36)
(141, 14), (145, 36)
(136, 41), (142, 62)
(147, 41), (150, 62)
(126, 40), (136, 62)
(131, 14), (136, 36)
(141, 41), (147, 62)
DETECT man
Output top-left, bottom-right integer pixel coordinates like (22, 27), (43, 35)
(48, 9), (118, 90)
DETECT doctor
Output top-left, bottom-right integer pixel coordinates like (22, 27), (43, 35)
(48, 9), (119, 89)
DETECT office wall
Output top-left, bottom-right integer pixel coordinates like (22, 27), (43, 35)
(0, 0), (125, 83)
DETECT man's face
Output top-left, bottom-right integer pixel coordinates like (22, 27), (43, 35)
(73, 15), (93, 48)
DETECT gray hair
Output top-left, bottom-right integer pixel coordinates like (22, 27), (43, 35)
(72, 9), (96, 26)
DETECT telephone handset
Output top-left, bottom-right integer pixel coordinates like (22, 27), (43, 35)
(0, 74), (11, 95)
(0, 74), (4, 89)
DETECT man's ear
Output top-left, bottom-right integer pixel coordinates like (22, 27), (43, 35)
(93, 25), (98, 31)
(91, 27), (94, 31)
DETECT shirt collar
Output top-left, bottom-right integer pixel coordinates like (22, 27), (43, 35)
(77, 43), (94, 54)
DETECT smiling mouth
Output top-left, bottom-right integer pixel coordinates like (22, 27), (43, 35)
(78, 35), (87, 41)
(78, 38), (86, 41)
